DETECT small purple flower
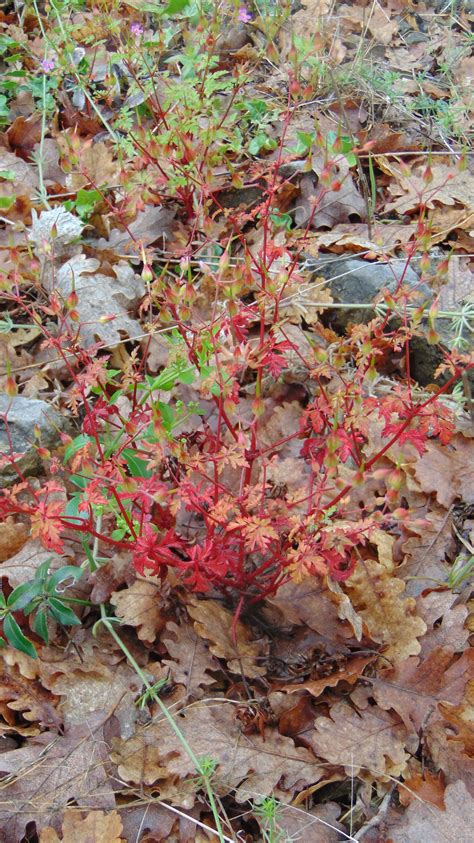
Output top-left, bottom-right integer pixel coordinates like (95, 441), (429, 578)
(238, 6), (252, 23)
(130, 22), (144, 37)
(40, 57), (56, 73)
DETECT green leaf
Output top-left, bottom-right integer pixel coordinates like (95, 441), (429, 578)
(0, 195), (15, 211)
(163, 0), (190, 14)
(7, 580), (42, 611)
(75, 188), (101, 217)
(63, 434), (94, 463)
(48, 598), (81, 626)
(0, 169), (16, 181)
(34, 560), (53, 583)
(3, 614), (37, 659)
(47, 565), (83, 594)
(123, 448), (152, 478)
(32, 607), (49, 643)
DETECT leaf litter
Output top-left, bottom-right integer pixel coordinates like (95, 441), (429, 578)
(0, 0), (473, 841)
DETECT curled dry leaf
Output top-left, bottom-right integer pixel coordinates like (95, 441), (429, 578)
(312, 701), (409, 779)
(0, 648), (59, 733)
(39, 809), (124, 843)
(281, 655), (374, 698)
(110, 578), (167, 643)
(187, 598), (269, 678)
(345, 549), (427, 662)
(386, 780), (473, 843)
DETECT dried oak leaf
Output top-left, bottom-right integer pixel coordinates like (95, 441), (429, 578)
(345, 556), (427, 662)
(268, 580), (356, 645)
(39, 809), (124, 843)
(50, 256), (145, 347)
(295, 167), (366, 231)
(399, 769), (446, 810)
(413, 435), (474, 508)
(438, 677), (474, 757)
(39, 658), (141, 736)
(0, 715), (115, 843)
(386, 162), (474, 215)
(417, 590), (469, 655)
(187, 598), (268, 678)
(0, 149), (38, 201)
(399, 506), (456, 597)
(372, 648), (474, 733)
(311, 701), (409, 779)
(0, 540), (73, 587)
(65, 142), (119, 192)
(110, 578), (167, 643)
(113, 702), (321, 804)
(93, 205), (176, 254)
(427, 719), (474, 794)
(386, 780), (473, 843)
(162, 620), (220, 697)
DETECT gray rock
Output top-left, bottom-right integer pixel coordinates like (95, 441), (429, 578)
(0, 395), (68, 487)
(302, 255), (429, 332)
(301, 255), (468, 386)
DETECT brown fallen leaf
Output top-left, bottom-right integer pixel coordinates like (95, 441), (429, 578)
(281, 655), (374, 698)
(39, 809), (124, 843)
(385, 162), (474, 215)
(345, 556), (427, 662)
(399, 769), (446, 810)
(267, 580), (357, 645)
(263, 801), (345, 842)
(0, 517), (29, 562)
(93, 204), (176, 254)
(417, 590), (469, 655)
(187, 598), (268, 678)
(0, 651), (59, 733)
(0, 716), (115, 842)
(399, 506), (456, 597)
(295, 168), (366, 231)
(386, 780), (473, 842)
(439, 678), (474, 756)
(113, 701), (322, 804)
(110, 578), (167, 643)
(162, 620), (220, 698)
(312, 700), (409, 779)
(49, 256), (145, 347)
(413, 434), (474, 508)
(372, 648), (474, 733)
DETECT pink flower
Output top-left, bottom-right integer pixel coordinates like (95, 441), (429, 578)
(238, 6), (252, 22)
(40, 57), (56, 73)
(130, 22), (144, 37)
